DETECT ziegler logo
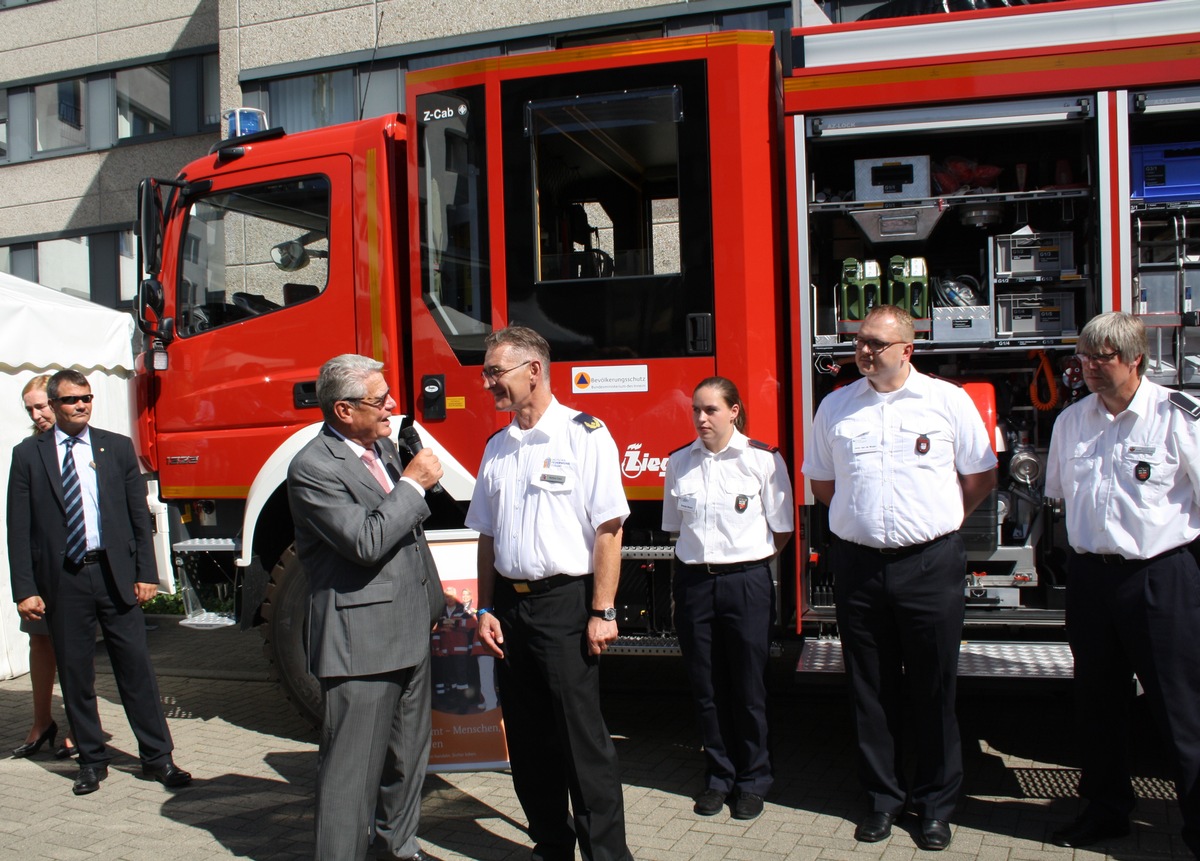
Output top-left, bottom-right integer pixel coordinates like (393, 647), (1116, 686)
(621, 443), (668, 479)
(166, 456), (199, 465)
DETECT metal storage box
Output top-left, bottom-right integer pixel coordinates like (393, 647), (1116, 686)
(854, 155), (931, 202)
(993, 232), (1076, 278)
(995, 292), (1077, 337)
(1131, 142), (1200, 203)
(932, 306), (993, 342)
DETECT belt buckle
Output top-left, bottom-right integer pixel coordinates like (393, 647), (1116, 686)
(512, 581), (531, 594)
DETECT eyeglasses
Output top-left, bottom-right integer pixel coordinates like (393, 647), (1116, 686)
(1075, 350), (1120, 365)
(346, 391), (390, 409)
(481, 360), (531, 383)
(51, 394), (94, 405)
(852, 337), (904, 354)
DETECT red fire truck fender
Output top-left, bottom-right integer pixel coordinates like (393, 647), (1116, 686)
(233, 415), (478, 571)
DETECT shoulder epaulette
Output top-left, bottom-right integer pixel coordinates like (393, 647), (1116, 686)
(668, 440), (695, 456)
(1169, 390), (1200, 419)
(748, 438), (779, 453)
(573, 413), (604, 432)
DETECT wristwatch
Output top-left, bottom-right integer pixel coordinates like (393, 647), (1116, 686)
(589, 607), (618, 621)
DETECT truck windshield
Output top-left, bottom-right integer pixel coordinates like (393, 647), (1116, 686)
(175, 176), (331, 337)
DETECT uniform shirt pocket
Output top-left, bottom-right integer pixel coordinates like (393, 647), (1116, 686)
(531, 462), (576, 493)
(672, 479), (703, 520)
(1123, 448), (1174, 505)
(832, 421), (881, 478)
(719, 475), (762, 517)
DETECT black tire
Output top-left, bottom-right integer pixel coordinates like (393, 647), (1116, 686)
(260, 545), (322, 728)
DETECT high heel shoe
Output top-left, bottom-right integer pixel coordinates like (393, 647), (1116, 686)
(12, 720), (57, 758)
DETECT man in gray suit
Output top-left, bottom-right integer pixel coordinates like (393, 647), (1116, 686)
(288, 354), (444, 861)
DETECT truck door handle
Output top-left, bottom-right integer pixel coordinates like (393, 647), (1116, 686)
(293, 381), (318, 409)
(687, 313), (713, 354)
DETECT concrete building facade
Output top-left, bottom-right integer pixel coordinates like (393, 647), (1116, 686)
(0, 0), (797, 310)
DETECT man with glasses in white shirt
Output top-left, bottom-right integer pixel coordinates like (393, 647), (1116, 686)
(803, 305), (997, 850)
(1045, 312), (1200, 856)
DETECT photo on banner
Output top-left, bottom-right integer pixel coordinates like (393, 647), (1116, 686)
(426, 533), (508, 771)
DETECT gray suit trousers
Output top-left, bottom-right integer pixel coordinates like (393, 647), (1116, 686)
(315, 652), (432, 861)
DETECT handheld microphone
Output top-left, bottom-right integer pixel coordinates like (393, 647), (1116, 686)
(398, 415), (443, 495)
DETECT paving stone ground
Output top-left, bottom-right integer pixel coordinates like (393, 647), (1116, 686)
(0, 618), (1191, 860)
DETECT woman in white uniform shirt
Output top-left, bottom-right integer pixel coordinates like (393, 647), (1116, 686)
(662, 377), (793, 821)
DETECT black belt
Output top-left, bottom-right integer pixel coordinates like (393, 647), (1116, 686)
(1077, 545), (1186, 567)
(680, 558), (770, 576)
(846, 533), (950, 558)
(501, 572), (586, 595)
(65, 549), (104, 571)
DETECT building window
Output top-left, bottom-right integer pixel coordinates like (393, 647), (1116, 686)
(267, 70), (356, 134)
(1, 230), (137, 309)
(35, 78), (86, 152)
(202, 54), (220, 128)
(1, 52), (217, 164)
(117, 63), (171, 139)
(36, 236), (91, 300)
(119, 229), (137, 302)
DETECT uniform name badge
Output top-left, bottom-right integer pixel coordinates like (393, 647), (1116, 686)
(1135, 461), (1151, 482)
(678, 495), (697, 512)
(915, 435), (930, 455)
(735, 494), (749, 513)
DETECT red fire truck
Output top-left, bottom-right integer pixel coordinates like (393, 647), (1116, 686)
(134, 0), (1200, 722)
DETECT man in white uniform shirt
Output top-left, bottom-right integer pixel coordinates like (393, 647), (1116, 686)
(1044, 312), (1200, 856)
(803, 305), (997, 850)
(467, 326), (633, 861)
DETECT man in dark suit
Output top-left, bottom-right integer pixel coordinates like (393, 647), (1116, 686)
(287, 354), (444, 861)
(7, 369), (191, 795)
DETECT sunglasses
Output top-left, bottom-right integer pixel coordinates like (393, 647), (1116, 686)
(52, 394), (94, 405)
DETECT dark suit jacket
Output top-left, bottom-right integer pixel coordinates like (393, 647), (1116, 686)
(7, 427), (155, 610)
(287, 426), (443, 679)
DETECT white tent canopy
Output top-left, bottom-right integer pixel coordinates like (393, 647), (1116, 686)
(0, 270), (137, 679)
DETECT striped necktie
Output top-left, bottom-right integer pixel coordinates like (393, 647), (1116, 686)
(62, 437), (87, 565)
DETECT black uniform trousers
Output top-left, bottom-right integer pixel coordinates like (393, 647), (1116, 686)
(832, 532), (967, 821)
(494, 575), (631, 861)
(46, 555), (173, 768)
(673, 560), (774, 797)
(1066, 547), (1200, 857)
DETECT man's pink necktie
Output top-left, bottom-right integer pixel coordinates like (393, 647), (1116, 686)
(361, 449), (390, 492)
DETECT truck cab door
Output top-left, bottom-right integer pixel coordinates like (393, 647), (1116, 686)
(152, 156), (354, 497)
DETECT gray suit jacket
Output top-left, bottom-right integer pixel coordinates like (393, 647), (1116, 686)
(287, 425), (442, 679)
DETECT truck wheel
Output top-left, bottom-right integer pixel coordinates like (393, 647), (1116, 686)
(261, 545), (322, 728)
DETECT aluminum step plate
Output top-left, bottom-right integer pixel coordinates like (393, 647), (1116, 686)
(798, 638), (1074, 679)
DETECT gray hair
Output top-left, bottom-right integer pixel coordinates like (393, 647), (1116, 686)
(316, 354), (384, 421)
(484, 326), (551, 383)
(1078, 312), (1148, 376)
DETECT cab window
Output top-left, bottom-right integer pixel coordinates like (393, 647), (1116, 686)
(175, 177), (330, 337)
(502, 61), (713, 361)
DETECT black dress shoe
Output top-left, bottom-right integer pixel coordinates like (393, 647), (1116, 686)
(693, 788), (726, 816)
(1051, 814), (1130, 848)
(732, 792), (764, 821)
(73, 764), (108, 795)
(54, 742), (77, 760)
(12, 720), (57, 758)
(142, 760), (192, 788)
(855, 811), (898, 842)
(918, 819), (953, 851)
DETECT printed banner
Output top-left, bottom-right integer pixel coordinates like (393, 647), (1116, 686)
(426, 532), (509, 771)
